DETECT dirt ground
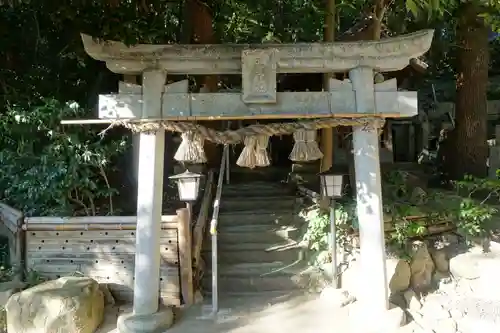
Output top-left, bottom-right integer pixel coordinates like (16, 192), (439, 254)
(98, 292), (419, 333)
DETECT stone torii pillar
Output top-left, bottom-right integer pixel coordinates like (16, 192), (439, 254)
(349, 67), (389, 320)
(116, 69), (174, 333)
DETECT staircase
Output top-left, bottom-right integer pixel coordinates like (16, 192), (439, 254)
(202, 180), (309, 299)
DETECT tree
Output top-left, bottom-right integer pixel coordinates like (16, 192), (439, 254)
(449, 2), (490, 178)
(408, 0), (498, 179)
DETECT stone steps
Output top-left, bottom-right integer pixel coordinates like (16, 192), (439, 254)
(222, 183), (293, 198)
(227, 167), (290, 183)
(202, 274), (302, 293)
(202, 180), (308, 297)
(217, 213), (298, 228)
(209, 262), (306, 276)
(203, 290), (299, 300)
(219, 196), (296, 212)
(217, 226), (301, 244)
(206, 244), (302, 265)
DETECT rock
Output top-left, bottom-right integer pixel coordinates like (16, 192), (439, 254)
(449, 253), (481, 279)
(434, 318), (458, 333)
(433, 271), (453, 291)
(5, 276), (104, 333)
(389, 292), (407, 309)
(117, 306), (174, 333)
(403, 289), (421, 312)
(421, 295), (451, 321)
(431, 249), (449, 273)
(410, 243), (435, 292)
(449, 308), (464, 320)
(347, 303), (406, 333)
(388, 259), (411, 293)
(319, 287), (355, 308)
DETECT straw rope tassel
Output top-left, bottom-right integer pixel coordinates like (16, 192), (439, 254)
(306, 130), (323, 160)
(194, 133), (207, 163)
(236, 136), (258, 169)
(174, 131), (207, 164)
(289, 129), (323, 162)
(255, 135), (271, 167)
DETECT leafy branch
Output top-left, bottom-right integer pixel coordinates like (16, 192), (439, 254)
(0, 98), (128, 216)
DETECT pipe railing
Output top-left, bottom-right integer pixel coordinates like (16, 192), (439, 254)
(209, 144), (229, 316)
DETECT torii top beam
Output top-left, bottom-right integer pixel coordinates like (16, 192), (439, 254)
(81, 30), (434, 75)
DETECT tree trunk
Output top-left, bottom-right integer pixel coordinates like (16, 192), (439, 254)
(447, 2), (489, 179)
(187, 0), (220, 167)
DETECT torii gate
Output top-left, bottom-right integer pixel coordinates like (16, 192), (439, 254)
(78, 30), (433, 332)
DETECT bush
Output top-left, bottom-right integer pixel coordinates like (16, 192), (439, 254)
(0, 98), (129, 216)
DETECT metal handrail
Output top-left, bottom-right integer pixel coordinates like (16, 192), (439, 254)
(209, 144), (229, 316)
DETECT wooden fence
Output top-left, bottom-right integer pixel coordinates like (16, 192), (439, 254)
(0, 172), (216, 307)
(0, 203), (23, 281)
(22, 213), (185, 306)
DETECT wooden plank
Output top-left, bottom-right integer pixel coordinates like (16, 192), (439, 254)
(25, 229), (177, 240)
(97, 90), (417, 120)
(176, 208), (193, 306)
(0, 203), (23, 223)
(24, 215), (177, 225)
(25, 241), (178, 255)
(27, 258), (178, 274)
(192, 172), (214, 268)
(0, 203), (23, 233)
(23, 223), (176, 231)
(31, 268), (179, 293)
(25, 252), (179, 265)
(81, 30), (434, 74)
(111, 285), (179, 299)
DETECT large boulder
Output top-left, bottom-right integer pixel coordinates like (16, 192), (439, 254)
(5, 276), (104, 333)
(410, 242), (435, 292)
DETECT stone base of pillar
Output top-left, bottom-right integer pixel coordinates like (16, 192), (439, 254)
(117, 307), (174, 333)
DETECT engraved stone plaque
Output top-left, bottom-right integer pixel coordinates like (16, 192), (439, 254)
(242, 49), (277, 104)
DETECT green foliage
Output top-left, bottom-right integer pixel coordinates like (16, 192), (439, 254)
(301, 170), (500, 263)
(299, 202), (352, 265)
(23, 269), (46, 288)
(300, 204), (349, 251)
(0, 98), (128, 216)
(454, 174), (500, 237)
